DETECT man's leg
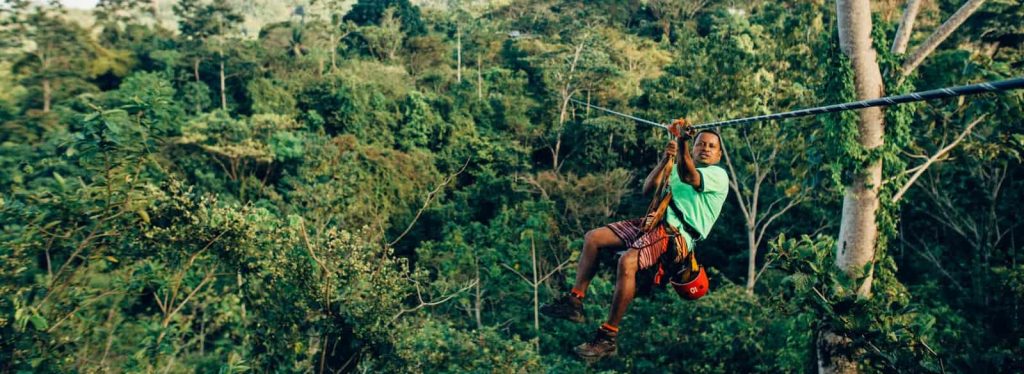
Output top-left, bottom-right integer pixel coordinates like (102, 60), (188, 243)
(573, 248), (638, 360)
(606, 248), (639, 327)
(541, 226), (625, 323)
(572, 227), (626, 296)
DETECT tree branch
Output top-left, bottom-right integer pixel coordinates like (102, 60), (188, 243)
(722, 139), (754, 223)
(891, 0), (923, 54)
(388, 159), (470, 247)
(753, 255), (776, 285)
(756, 194), (806, 248)
(391, 278), (478, 322)
(900, 0), (988, 78)
(891, 116), (984, 203)
(538, 259), (573, 284)
(501, 262), (532, 283)
(46, 290), (122, 333)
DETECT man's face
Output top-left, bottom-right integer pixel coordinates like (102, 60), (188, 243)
(692, 132), (723, 166)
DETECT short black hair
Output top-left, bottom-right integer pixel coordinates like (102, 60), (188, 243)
(694, 129), (721, 143)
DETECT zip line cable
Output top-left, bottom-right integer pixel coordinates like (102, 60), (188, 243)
(568, 76), (1024, 132)
(568, 97), (669, 129)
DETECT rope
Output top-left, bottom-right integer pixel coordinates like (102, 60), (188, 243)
(567, 77), (1024, 131)
(567, 97), (667, 129)
(693, 76), (1024, 130)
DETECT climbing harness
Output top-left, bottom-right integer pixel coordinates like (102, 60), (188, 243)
(569, 76), (1024, 131)
(638, 139), (708, 300)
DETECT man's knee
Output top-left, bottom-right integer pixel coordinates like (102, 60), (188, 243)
(584, 227), (611, 248)
(584, 228), (600, 244)
(617, 250), (639, 274)
(585, 227), (624, 249)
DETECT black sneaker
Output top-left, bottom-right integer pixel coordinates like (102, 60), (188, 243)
(574, 326), (618, 362)
(540, 293), (585, 323)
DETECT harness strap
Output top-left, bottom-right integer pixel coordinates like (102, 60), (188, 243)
(642, 152), (675, 232)
(667, 197), (702, 241)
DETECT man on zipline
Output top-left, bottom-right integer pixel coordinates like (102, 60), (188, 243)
(540, 120), (729, 361)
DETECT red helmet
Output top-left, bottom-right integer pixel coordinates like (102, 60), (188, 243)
(671, 265), (708, 300)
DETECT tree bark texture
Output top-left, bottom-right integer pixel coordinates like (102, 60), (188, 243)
(823, 0), (887, 372)
(891, 0), (922, 54)
(818, 331), (857, 374)
(901, 0), (987, 77)
(330, 34), (337, 70)
(836, 0), (884, 296)
(42, 78), (51, 112)
(746, 228), (757, 293)
(193, 59), (200, 82)
(457, 24), (462, 83)
(219, 55), (227, 111)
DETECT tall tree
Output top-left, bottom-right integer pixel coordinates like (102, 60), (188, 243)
(344, 0), (425, 36)
(2, 0), (92, 112)
(357, 6), (404, 62)
(723, 122), (810, 295)
(175, 0), (243, 111)
(316, 0), (357, 71)
(821, 0), (991, 372)
(94, 0), (151, 43)
(446, 0), (471, 83)
(817, 1), (887, 373)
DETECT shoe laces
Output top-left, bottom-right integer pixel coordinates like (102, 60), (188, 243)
(591, 327), (616, 343)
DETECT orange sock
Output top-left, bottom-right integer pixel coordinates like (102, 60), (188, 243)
(570, 288), (585, 299)
(600, 323), (619, 333)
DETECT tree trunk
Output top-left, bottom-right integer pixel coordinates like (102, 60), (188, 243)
(818, 332), (856, 374)
(531, 238), (540, 349)
(330, 34), (337, 70)
(474, 258), (483, 330)
(42, 78), (51, 112)
(457, 23), (462, 83)
(891, 0), (922, 54)
(219, 52), (227, 111)
(821, 0), (886, 372)
(193, 59), (200, 82)
(836, 0), (884, 298)
(746, 225), (757, 294)
(901, 0), (987, 77)
(477, 54), (482, 99)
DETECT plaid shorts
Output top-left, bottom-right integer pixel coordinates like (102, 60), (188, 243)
(604, 218), (694, 295)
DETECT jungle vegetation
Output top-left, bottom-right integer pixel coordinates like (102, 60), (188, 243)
(1, 0), (1022, 372)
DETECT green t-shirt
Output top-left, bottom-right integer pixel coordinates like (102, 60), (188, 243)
(665, 165), (730, 240)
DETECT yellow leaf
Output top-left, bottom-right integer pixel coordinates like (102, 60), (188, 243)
(784, 185), (800, 198)
(137, 209), (150, 224)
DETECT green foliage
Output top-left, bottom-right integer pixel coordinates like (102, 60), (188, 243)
(181, 81), (213, 114)
(112, 72), (184, 136)
(373, 320), (543, 373)
(299, 61), (412, 144)
(768, 234), (945, 372)
(345, 0), (426, 36)
(246, 77), (297, 116)
(1, 0), (1022, 372)
(2, 0), (98, 111)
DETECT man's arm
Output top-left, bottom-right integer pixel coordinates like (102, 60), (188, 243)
(673, 125), (702, 190)
(642, 140), (676, 195)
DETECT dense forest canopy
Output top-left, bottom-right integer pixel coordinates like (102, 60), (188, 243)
(1, 0), (1022, 372)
